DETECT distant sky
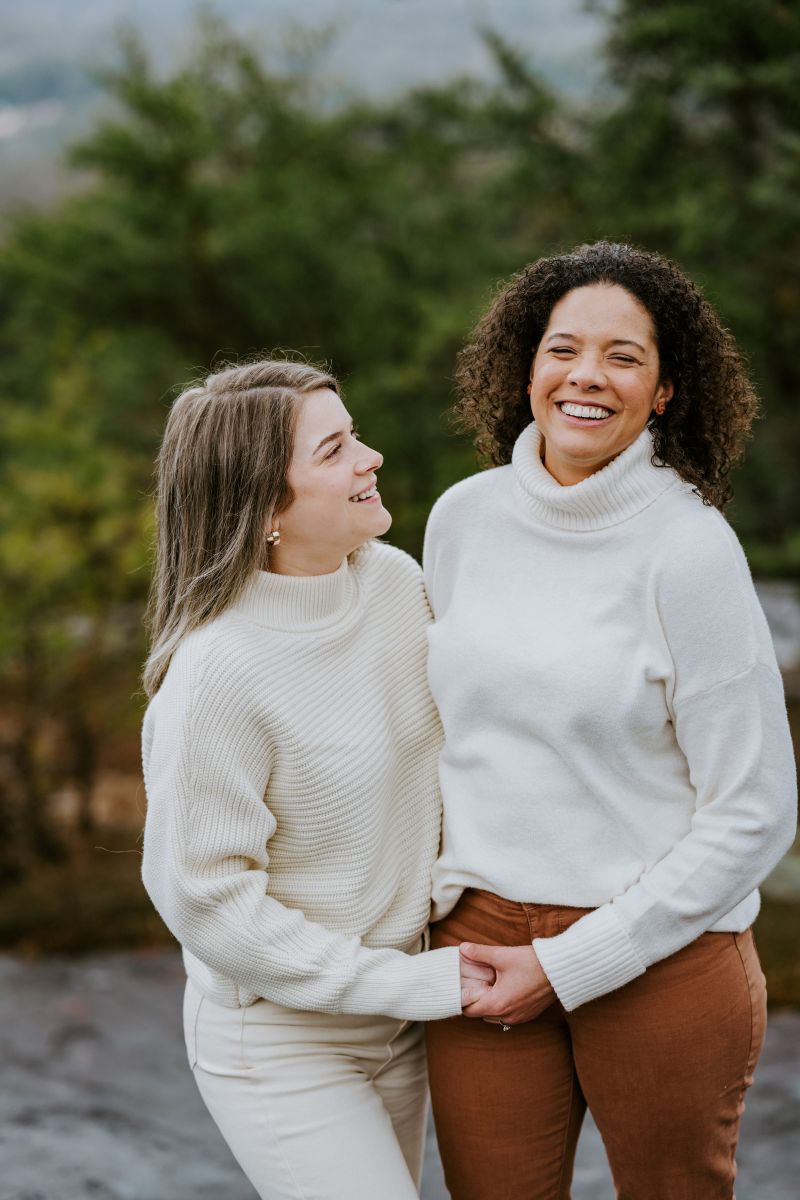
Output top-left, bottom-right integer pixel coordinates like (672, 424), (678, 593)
(0, 0), (609, 207)
(0, 0), (607, 97)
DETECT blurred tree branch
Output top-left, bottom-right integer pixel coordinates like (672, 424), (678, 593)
(0, 4), (798, 874)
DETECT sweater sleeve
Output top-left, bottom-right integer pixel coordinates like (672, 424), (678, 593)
(533, 516), (797, 1011)
(141, 633), (462, 1021)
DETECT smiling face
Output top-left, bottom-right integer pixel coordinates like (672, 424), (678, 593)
(269, 388), (392, 576)
(529, 283), (673, 486)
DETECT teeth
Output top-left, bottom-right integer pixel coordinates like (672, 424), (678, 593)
(559, 403), (611, 420)
(350, 486), (377, 502)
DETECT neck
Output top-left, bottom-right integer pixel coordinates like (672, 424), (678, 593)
(540, 438), (617, 487)
(234, 551), (360, 631)
(269, 544), (348, 577)
(512, 423), (676, 532)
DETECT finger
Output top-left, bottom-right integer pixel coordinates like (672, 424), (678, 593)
(460, 960), (496, 982)
(459, 941), (504, 967)
(463, 995), (502, 1018)
(462, 982), (519, 1019)
(464, 959), (496, 978)
(461, 978), (493, 998)
(460, 982), (492, 1006)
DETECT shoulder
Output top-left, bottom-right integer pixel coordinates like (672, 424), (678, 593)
(426, 465), (512, 539)
(423, 466), (511, 613)
(652, 485), (752, 590)
(143, 618), (276, 789)
(355, 538), (422, 582)
(649, 485), (776, 677)
(153, 615), (271, 727)
(353, 539), (431, 618)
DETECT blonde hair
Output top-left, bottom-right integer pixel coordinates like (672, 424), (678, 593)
(143, 358), (339, 697)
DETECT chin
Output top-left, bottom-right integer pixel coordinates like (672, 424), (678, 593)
(348, 510), (392, 555)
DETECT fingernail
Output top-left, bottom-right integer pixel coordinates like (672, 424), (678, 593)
(460, 942), (473, 953)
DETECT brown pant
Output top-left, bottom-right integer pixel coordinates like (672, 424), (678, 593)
(427, 889), (766, 1200)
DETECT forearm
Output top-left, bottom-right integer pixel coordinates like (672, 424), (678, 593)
(534, 663), (796, 1011)
(144, 848), (462, 1018)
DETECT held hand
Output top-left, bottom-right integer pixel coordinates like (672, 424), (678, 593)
(459, 943), (555, 1026)
(459, 954), (496, 1008)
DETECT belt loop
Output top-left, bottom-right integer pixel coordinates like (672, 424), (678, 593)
(522, 902), (539, 942)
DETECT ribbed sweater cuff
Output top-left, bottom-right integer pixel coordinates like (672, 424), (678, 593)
(533, 904), (647, 1012)
(360, 944), (462, 1021)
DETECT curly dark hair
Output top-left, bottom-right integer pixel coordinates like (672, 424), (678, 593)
(454, 241), (759, 508)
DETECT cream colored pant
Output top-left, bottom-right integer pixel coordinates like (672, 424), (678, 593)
(183, 979), (428, 1200)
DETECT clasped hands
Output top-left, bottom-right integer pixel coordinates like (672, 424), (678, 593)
(459, 942), (555, 1026)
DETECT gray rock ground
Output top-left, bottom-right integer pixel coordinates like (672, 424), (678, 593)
(1, 950), (798, 1200)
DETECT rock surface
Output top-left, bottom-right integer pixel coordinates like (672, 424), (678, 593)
(2, 949), (798, 1200)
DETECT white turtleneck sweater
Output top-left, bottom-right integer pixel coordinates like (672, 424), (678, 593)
(141, 541), (462, 1021)
(424, 423), (797, 1012)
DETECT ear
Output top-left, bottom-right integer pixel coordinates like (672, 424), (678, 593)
(527, 354), (536, 395)
(657, 379), (674, 407)
(652, 379), (673, 416)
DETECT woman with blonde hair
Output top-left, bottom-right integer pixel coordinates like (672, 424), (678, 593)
(140, 358), (489, 1200)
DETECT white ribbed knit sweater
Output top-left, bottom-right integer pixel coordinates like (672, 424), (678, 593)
(424, 423), (797, 1012)
(141, 541), (462, 1020)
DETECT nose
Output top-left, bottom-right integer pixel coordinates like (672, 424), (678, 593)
(567, 354), (607, 391)
(356, 442), (383, 473)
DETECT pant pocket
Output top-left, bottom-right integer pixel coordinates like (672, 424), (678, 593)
(182, 979), (204, 1070)
(734, 930), (767, 1083)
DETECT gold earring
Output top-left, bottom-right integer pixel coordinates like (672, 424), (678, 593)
(265, 529), (281, 547)
(654, 400), (666, 416)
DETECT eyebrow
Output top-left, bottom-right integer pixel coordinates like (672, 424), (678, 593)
(312, 423), (354, 456)
(545, 332), (647, 354)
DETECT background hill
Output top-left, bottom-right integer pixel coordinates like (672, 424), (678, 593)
(0, 0), (797, 983)
(0, 0), (603, 209)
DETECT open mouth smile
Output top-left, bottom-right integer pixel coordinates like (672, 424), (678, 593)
(557, 401), (614, 422)
(349, 485), (380, 503)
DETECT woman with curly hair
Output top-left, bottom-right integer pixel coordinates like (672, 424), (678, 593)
(423, 241), (797, 1199)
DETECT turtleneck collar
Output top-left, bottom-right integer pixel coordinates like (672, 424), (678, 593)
(233, 554), (360, 632)
(511, 422), (678, 532)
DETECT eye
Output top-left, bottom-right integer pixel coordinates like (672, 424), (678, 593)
(324, 426), (360, 461)
(550, 346), (576, 357)
(609, 354), (638, 365)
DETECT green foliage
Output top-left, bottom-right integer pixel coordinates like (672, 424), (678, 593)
(0, 18), (575, 875)
(0, 3), (799, 883)
(0, 836), (171, 953)
(584, 0), (800, 545)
